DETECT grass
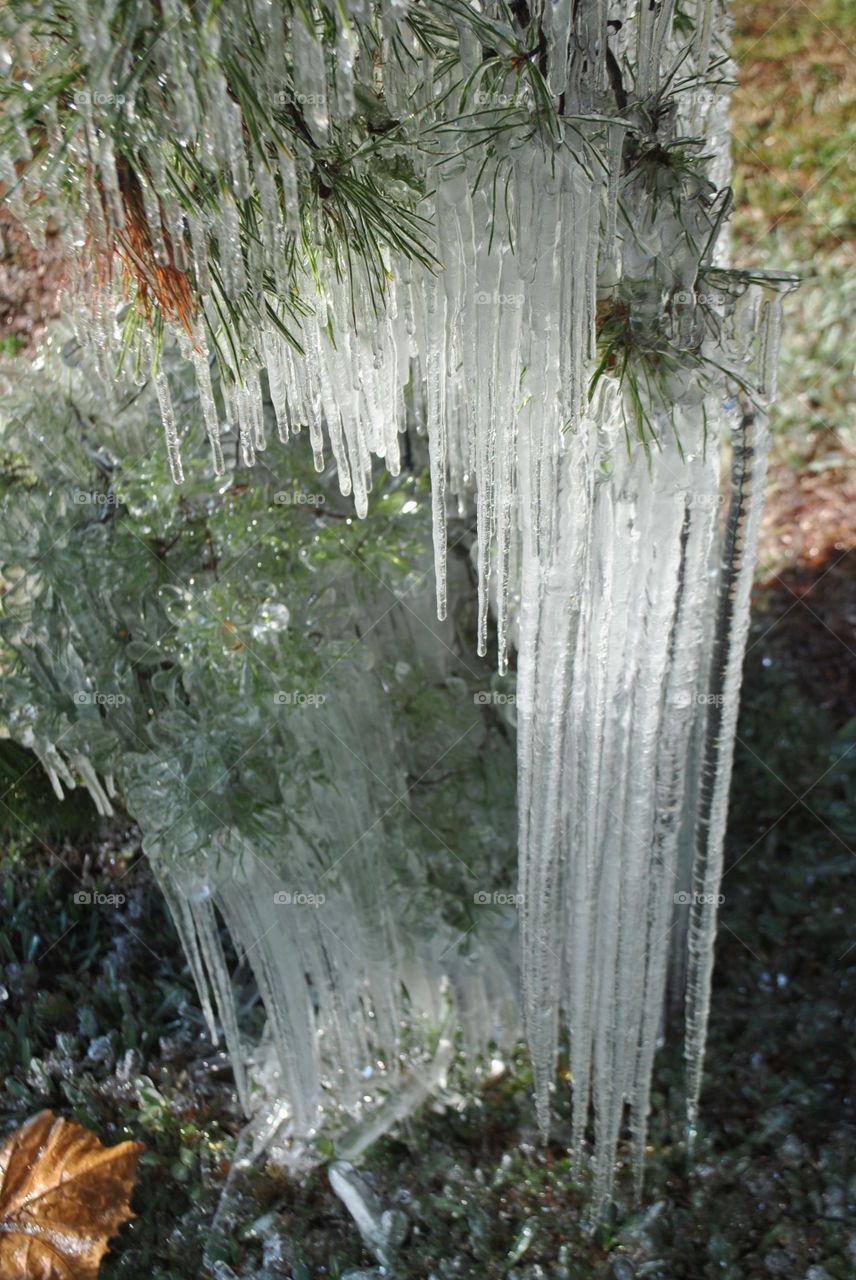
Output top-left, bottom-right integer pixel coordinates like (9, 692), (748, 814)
(730, 0), (856, 260)
(730, 0), (856, 498)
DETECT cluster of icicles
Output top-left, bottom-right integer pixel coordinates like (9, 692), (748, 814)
(5, 0), (788, 1205)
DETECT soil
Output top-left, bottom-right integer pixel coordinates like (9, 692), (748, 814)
(0, 206), (66, 352)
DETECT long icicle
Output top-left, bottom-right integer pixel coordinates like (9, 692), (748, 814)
(683, 397), (771, 1146)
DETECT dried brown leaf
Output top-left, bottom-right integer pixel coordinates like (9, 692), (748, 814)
(0, 1110), (144, 1280)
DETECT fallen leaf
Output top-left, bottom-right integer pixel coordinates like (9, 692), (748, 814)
(0, 1110), (144, 1279)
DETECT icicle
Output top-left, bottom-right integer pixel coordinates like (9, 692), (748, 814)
(291, 12), (330, 145)
(304, 314), (352, 498)
(650, 0), (677, 95)
(334, 22), (356, 120)
(277, 148), (300, 240)
(695, 0), (714, 80)
(222, 377), (255, 468)
(191, 343), (225, 474)
(97, 133), (125, 235)
(154, 369), (185, 484)
(261, 326), (290, 442)
(189, 892), (251, 1112)
(188, 213), (212, 297)
(603, 124), (624, 273)
(19, 730), (76, 801)
(635, 0), (658, 100)
(227, 98), (252, 200)
(285, 342), (326, 470)
(217, 190), (247, 298)
(425, 275), (448, 619)
(255, 160), (287, 295)
(138, 172), (168, 264)
(492, 250), (524, 673)
(70, 753), (114, 817)
(757, 294), (784, 401)
(159, 878), (218, 1050)
(623, 466), (716, 1193)
(683, 400), (770, 1147)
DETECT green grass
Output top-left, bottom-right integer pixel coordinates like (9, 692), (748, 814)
(731, 0), (856, 257)
(731, 0), (856, 478)
(0, 335), (26, 358)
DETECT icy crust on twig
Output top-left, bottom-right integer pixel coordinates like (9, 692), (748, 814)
(1, 1), (789, 663)
(0, 362), (522, 1165)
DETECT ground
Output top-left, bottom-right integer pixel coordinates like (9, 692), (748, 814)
(0, 1), (854, 1277)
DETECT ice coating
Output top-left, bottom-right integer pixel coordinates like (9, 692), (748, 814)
(0, 0), (793, 1201)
